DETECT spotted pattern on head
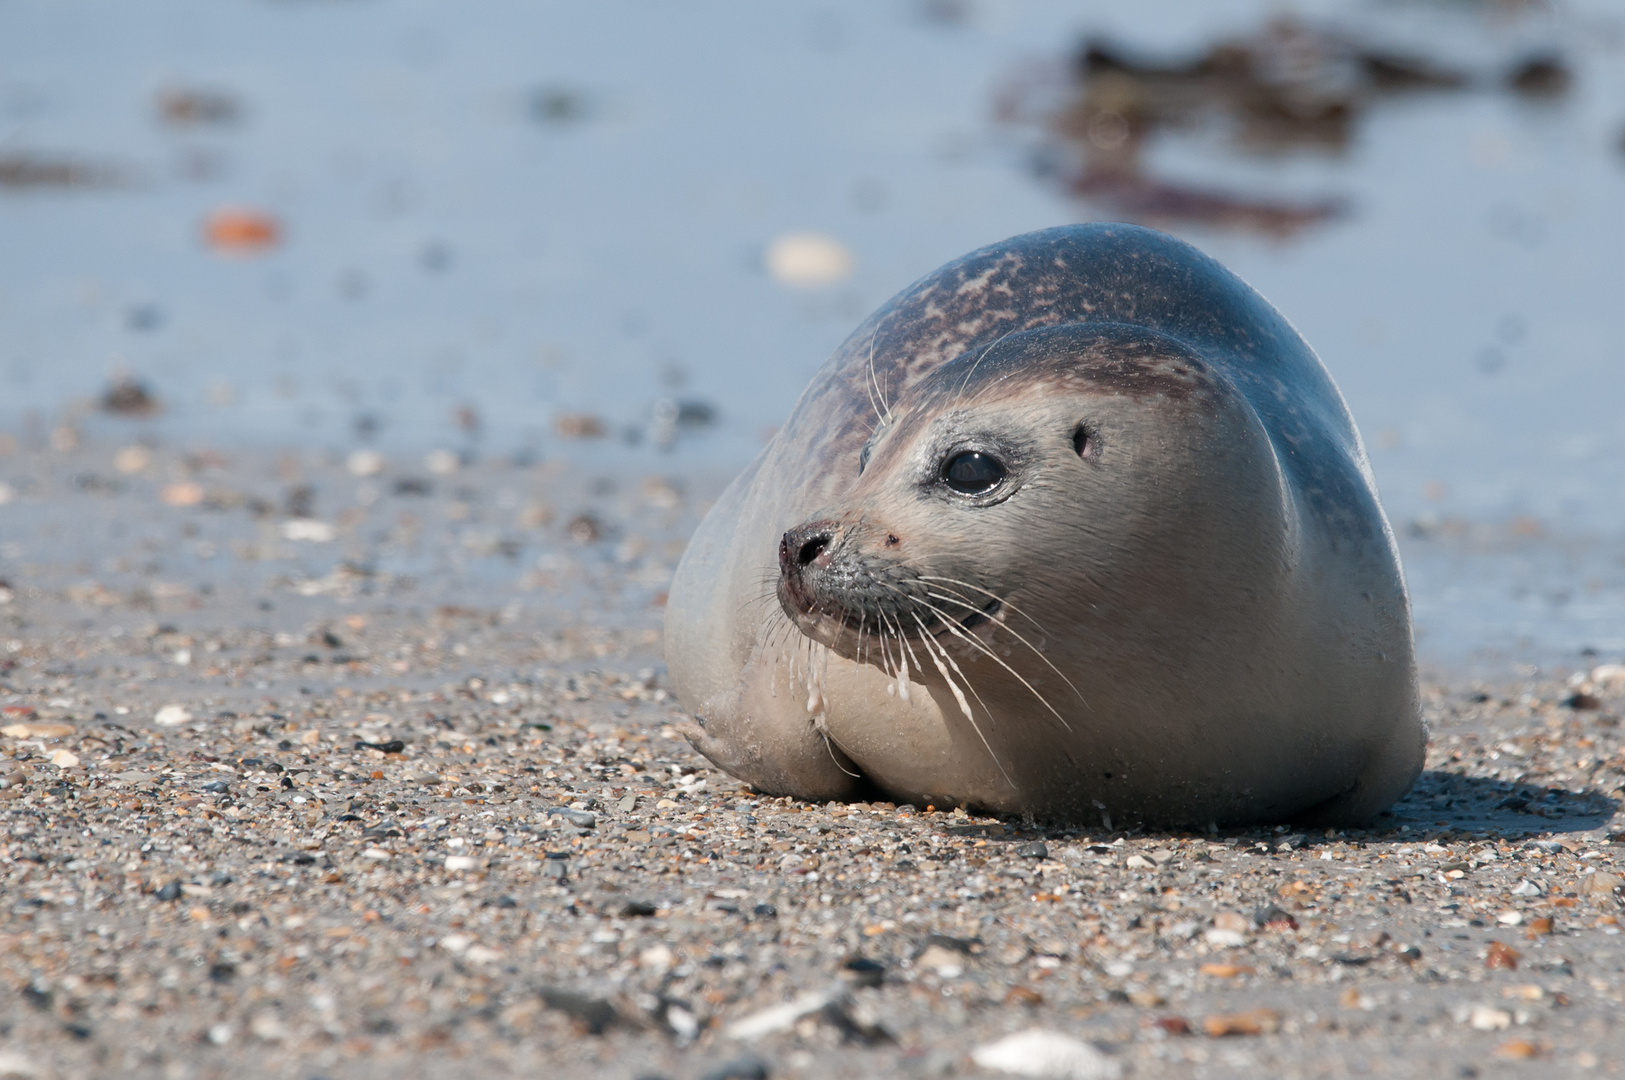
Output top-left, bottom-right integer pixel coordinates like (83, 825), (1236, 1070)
(772, 223), (1380, 548)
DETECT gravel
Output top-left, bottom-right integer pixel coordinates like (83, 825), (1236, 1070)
(1, 438), (1624, 1078)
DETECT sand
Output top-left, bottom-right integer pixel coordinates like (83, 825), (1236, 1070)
(1, 435), (1623, 1079)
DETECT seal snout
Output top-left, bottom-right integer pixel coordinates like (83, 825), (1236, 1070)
(779, 521), (837, 613)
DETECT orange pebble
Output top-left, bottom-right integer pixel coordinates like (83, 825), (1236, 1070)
(204, 207), (281, 252)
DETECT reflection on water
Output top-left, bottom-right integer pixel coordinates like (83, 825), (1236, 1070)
(1001, 17), (1569, 237)
(0, 0), (1621, 669)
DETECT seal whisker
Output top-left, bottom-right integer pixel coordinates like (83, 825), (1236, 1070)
(900, 591), (1076, 735)
(923, 589), (1091, 712)
(913, 612), (1015, 790)
(916, 575), (1050, 636)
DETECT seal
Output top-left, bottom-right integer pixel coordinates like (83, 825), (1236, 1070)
(665, 223), (1422, 827)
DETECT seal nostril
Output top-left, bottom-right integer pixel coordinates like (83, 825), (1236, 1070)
(797, 533), (831, 567)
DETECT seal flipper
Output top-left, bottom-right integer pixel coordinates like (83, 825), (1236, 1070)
(682, 674), (868, 802)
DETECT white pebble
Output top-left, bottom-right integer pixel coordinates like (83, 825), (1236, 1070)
(766, 232), (854, 288)
(971, 1029), (1121, 1079)
(154, 704), (192, 727)
(346, 449), (385, 476)
(280, 519), (336, 542)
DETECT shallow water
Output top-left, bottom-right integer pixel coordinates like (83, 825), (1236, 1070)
(2, 0), (1623, 668)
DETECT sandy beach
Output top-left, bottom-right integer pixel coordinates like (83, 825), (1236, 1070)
(1, 436), (1622, 1079)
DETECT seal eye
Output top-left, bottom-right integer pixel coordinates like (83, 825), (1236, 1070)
(942, 451), (1005, 494)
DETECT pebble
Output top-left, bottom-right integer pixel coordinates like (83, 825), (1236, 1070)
(1202, 1009), (1281, 1037)
(765, 232), (854, 288)
(970, 1029), (1121, 1079)
(1, 723), (75, 739)
(153, 704), (192, 727)
(700, 1055), (772, 1080)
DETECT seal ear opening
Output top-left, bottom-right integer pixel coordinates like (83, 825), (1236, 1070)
(1072, 423), (1096, 459)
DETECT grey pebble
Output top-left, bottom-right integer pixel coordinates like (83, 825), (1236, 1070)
(1016, 840), (1049, 859)
(701, 1056), (770, 1080)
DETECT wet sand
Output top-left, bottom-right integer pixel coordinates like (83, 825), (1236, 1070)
(2, 437), (1624, 1079)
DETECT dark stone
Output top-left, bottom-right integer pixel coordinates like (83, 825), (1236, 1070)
(156, 881), (183, 902)
(841, 957), (885, 987)
(622, 900), (659, 918)
(539, 988), (624, 1035)
(752, 902), (778, 919)
(355, 739), (407, 753)
(1016, 840), (1049, 859)
(700, 1056), (771, 1080)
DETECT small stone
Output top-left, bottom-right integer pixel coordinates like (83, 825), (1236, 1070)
(552, 807), (596, 828)
(1496, 1039), (1540, 1060)
(841, 957), (885, 988)
(424, 449), (460, 475)
(1016, 840), (1049, 860)
(1468, 1005), (1512, 1031)
(46, 749), (79, 768)
(1203, 927), (1246, 948)
(1126, 989), (1164, 1007)
(0, 1050), (38, 1079)
(1579, 872), (1622, 897)
(1496, 910), (1523, 926)
(1212, 911), (1249, 932)
(752, 902), (778, 919)
(1485, 941), (1521, 969)
(280, 519), (336, 543)
(1525, 917), (1554, 937)
(724, 988), (840, 1040)
(444, 855), (477, 872)
(1124, 854), (1154, 870)
(155, 881), (182, 901)
(1198, 963), (1252, 979)
(700, 1054), (772, 1080)
(154, 705), (192, 727)
(1253, 904), (1298, 929)
(207, 1023), (233, 1045)
(617, 795), (637, 813)
(543, 861), (567, 881)
(346, 449), (385, 477)
(160, 482), (205, 507)
(1202, 1009), (1280, 1037)
(639, 944), (675, 972)
(248, 1013), (287, 1042)
(765, 232), (854, 288)
(1, 722), (75, 739)
(539, 988), (623, 1035)
(1510, 879), (1543, 897)
(970, 1028), (1121, 1079)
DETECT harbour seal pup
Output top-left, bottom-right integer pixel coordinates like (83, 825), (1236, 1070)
(665, 223), (1422, 827)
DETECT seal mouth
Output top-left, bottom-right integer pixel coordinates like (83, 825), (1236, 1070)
(778, 525), (1005, 649)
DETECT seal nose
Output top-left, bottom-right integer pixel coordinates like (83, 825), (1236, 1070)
(779, 524), (834, 578)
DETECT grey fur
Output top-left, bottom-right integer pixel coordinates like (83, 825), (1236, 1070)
(665, 224), (1422, 826)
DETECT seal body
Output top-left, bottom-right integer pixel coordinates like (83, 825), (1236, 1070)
(665, 224), (1422, 827)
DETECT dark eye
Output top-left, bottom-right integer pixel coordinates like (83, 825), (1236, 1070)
(942, 451), (1005, 494)
(858, 443), (872, 475)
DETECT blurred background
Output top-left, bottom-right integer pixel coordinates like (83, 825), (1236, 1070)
(1, 0), (1622, 666)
